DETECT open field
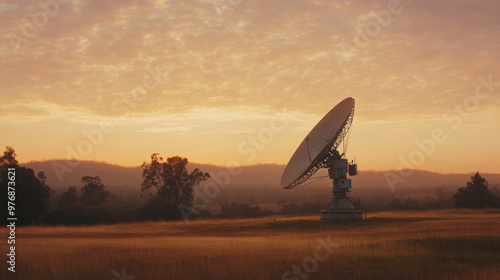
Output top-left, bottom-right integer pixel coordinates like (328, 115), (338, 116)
(2, 209), (500, 280)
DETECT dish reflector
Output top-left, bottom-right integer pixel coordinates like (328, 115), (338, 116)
(281, 97), (355, 189)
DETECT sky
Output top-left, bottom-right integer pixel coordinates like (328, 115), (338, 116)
(1, 0), (499, 173)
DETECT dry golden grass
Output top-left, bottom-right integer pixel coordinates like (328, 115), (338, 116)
(2, 209), (500, 280)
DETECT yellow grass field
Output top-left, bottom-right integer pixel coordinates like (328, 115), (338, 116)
(2, 209), (500, 280)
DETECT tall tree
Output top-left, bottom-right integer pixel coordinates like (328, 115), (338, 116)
(0, 146), (51, 224)
(58, 186), (80, 210)
(454, 172), (499, 208)
(0, 146), (18, 171)
(80, 176), (109, 207)
(141, 154), (210, 217)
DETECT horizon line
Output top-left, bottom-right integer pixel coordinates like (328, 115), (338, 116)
(18, 159), (498, 175)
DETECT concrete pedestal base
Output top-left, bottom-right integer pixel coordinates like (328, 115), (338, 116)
(320, 196), (362, 221)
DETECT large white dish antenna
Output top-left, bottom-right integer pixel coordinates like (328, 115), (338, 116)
(281, 97), (355, 189)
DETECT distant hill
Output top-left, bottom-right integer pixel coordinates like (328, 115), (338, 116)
(23, 160), (287, 190)
(22, 160), (500, 211)
(23, 160), (500, 191)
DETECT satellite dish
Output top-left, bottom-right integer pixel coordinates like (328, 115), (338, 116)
(281, 97), (362, 221)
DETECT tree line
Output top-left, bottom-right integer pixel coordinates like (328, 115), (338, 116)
(1, 146), (499, 225)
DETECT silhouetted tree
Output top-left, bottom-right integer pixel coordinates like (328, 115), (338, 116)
(101, 193), (137, 222)
(42, 210), (67, 225)
(68, 202), (90, 224)
(214, 187), (229, 214)
(80, 176), (109, 207)
(84, 206), (114, 224)
(140, 154), (210, 219)
(0, 146), (18, 169)
(454, 172), (499, 208)
(58, 186), (80, 210)
(0, 146), (51, 224)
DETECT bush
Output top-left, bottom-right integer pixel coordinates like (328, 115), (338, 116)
(67, 203), (90, 224)
(137, 199), (183, 220)
(84, 206), (115, 224)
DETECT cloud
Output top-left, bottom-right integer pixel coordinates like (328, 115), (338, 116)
(1, 0), (499, 170)
(1, 0), (499, 122)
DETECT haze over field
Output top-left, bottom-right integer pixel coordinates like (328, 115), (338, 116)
(22, 160), (500, 212)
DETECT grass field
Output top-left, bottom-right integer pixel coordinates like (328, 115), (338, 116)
(2, 209), (500, 280)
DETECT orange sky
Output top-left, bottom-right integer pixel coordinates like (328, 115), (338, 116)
(1, 0), (499, 173)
